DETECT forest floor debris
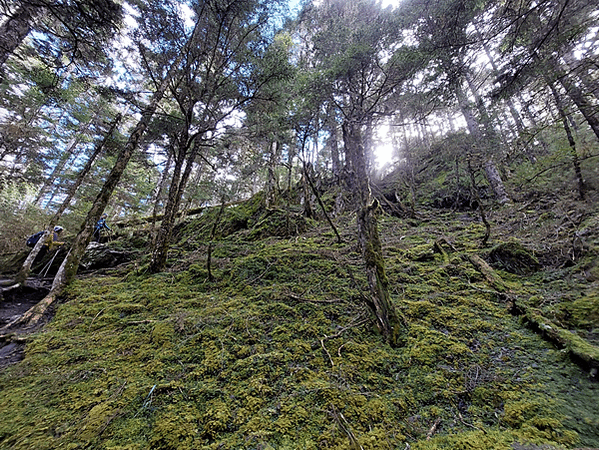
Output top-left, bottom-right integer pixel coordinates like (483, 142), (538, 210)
(0, 195), (598, 449)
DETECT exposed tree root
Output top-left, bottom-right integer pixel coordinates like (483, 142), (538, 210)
(426, 417), (442, 440)
(0, 283), (20, 296)
(0, 293), (56, 333)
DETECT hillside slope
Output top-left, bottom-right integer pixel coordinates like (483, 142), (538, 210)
(0, 194), (598, 450)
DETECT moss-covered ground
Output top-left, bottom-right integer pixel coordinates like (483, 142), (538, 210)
(1, 197), (598, 449)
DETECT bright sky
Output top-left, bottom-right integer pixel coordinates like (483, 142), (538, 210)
(374, 121), (396, 170)
(290, 0), (401, 13)
(381, 0), (401, 8)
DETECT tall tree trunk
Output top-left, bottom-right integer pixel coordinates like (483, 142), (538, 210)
(548, 57), (599, 142)
(465, 72), (507, 153)
(342, 120), (403, 347)
(265, 140), (280, 208)
(454, 81), (511, 204)
(35, 136), (82, 207)
(325, 106), (341, 177)
(549, 83), (585, 200)
(51, 76), (172, 294)
(181, 160), (204, 217)
(149, 144), (185, 273)
(562, 52), (599, 102)
(418, 119), (430, 149)
(34, 119), (95, 206)
(150, 140), (201, 273)
(15, 114), (122, 284)
(520, 98), (550, 153)
(0, 4), (35, 67)
(301, 166), (314, 219)
(478, 31), (532, 147)
(150, 150), (173, 246)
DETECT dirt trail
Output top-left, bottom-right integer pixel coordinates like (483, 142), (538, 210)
(0, 279), (51, 370)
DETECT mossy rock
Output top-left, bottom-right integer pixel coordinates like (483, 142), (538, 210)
(488, 241), (541, 275)
(79, 243), (135, 272)
(561, 289), (599, 329)
(249, 209), (310, 239)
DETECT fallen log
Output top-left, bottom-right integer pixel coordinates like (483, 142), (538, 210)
(510, 300), (599, 380)
(465, 254), (509, 293)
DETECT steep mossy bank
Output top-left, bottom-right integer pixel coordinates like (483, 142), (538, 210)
(1, 200), (598, 449)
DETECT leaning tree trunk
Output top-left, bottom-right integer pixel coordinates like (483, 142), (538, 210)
(562, 52), (599, 102)
(343, 120), (403, 347)
(541, 56), (599, 143)
(0, 4), (35, 68)
(2, 28), (189, 330)
(150, 140), (201, 273)
(50, 74), (173, 295)
(557, 70), (599, 143)
(14, 114), (122, 284)
(35, 135), (84, 207)
(34, 112), (98, 206)
(454, 81), (511, 204)
(2, 99), (161, 331)
(303, 161), (341, 243)
(548, 83), (585, 200)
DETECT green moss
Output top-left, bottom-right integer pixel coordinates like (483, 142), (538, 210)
(488, 241), (541, 275)
(1, 201), (598, 450)
(565, 290), (599, 329)
(149, 406), (198, 449)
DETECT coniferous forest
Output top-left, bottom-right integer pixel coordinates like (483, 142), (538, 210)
(0, 0), (598, 448)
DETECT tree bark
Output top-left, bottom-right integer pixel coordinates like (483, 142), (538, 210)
(454, 81), (511, 204)
(549, 57), (599, 143)
(149, 139), (201, 273)
(51, 74), (173, 294)
(0, 4), (35, 68)
(343, 120), (403, 347)
(15, 114), (122, 284)
(548, 83), (585, 200)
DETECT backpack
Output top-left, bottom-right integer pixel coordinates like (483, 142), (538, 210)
(26, 231), (45, 248)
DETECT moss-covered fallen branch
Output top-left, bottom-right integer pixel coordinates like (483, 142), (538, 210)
(465, 254), (509, 293)
(511, 300), (599, 380)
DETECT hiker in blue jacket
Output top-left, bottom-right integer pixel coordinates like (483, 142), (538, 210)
(93, 214), (111, 242)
